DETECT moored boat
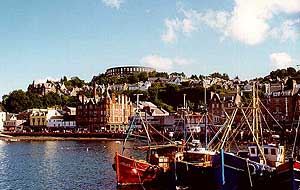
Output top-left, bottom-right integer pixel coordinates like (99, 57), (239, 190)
(114, 152), (162, 186)
(113, 94), (183, 189)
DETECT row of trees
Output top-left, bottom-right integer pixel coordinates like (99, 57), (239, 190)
(91, 71), (170, 85)
(2, 90), (77, 113)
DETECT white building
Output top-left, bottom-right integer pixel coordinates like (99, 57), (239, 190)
(128, 81), (151, 91)
(47, 115), (76, 129)
(4, 114), (26, 132)
(47, 116), (64, 128)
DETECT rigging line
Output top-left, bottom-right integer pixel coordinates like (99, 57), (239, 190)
(207, 118), (229, 149)
(134, 161), (146, 190)
(292, 115), (300, 159)
(258, 99), (283, 130)
(258, 109), (272, 132)
(226, 110), (253, 148)
(147, 122), (174, 143)
(207, 114), (232, 149)
(241, 109), (267, 164)
(258, 108), (264, 147)
(225, 123), (244, 149)
(122, 114), (137, 154)
(219, 109), (238, 150)
(139, 111), (152, 145)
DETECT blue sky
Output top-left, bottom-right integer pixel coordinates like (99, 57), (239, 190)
(0, 0), (299, 98)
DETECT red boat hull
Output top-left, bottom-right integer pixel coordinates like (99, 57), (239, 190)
(114, 152), (161, 186)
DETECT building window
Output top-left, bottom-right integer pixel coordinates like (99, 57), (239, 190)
(271, 149), (276, 155)
(264, 148), (269, 155)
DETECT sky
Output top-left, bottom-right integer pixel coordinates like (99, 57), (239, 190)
(0, 0), (299, 98)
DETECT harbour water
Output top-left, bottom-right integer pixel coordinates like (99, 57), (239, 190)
(0, 140), (148, 190)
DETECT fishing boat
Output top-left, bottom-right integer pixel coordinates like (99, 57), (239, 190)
(208, 83), (299, 190)
(174, 140), (217, 190)
(173, 92), (219, 190)
(113, 94), (183, 188)
(269, 117), (300, 190)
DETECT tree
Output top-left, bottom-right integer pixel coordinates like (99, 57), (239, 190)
(190, 74), (199, 80)
(222, 73), (229, 80)
(128, 74), (139, 84)
(287, 67), (296, 76)
(2, 90), (30, 113)
(155, 72), (169, 78)
(91, 73), (108, 85)
(43, 92), (62, 108)
(170, 72), (186, 78)
(70, 77), (85, 88)
(138, 72), (148, 82)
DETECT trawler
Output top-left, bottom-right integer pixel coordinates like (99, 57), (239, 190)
(113, 94), (183, 188)
(208, 83), (300, 190)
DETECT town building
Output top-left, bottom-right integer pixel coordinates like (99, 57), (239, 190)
(4, 114), (26, 132)
(27, 81), (57, 96)
(76, 91), (133, 132)
(134, 101), (170, 130)
(29, 108), (62, 131)
(128, 81), (151, 91)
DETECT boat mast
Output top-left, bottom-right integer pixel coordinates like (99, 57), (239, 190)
(204, 78), (208, 149)
(135, 94), (152, 146)
(183, 94), (187, 142)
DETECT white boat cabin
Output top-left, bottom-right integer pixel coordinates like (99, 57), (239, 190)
(248, 144), (285, 167)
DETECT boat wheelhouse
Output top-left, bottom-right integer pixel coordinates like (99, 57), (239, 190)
(248, 144), (285, 167)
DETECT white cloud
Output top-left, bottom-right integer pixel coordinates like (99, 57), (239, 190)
(270, 52), (293, 70)
(161, 18), (184, 43)
(228, 0), (300, 45)
(102, 0), (123, 9)
(140, 55), (192, 71)
(270, 19), (300, 42)
(162, 0), (300, 45)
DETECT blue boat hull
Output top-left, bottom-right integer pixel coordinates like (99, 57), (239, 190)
(213, 152), (274, 190)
